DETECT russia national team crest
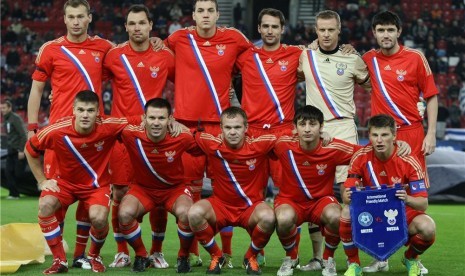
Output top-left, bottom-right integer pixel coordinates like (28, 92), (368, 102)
(92, 52), (101, 63)
(316, 164), (327, 175)
(396, 69), (406, 81)
(216, 44), (226, 56)
(279, 60), (288, 71)
(150, 66), (159, 78)
(165, 151), (176, 162)
(246, 159), (256, 171)
(95, 140), (104, 151)
(336, 62), (347, 76)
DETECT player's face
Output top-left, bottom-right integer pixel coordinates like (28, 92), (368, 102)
(315, 18), (340, 51)
(221, 115), (247, 149)
(125, 11), (153, 44)
(258, 15), (283, 48)
(0, 103), (11, 116)
(373, 24), (401, 51)
(369, 126), (396, 155)
(73, 101), (99, 133)
(193, 1), (219, 32)
(64, 5), (92, 38)
(144, 106), (171, 142)
(295, 119), (322, 144)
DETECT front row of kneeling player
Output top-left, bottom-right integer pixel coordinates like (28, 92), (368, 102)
(26, 91), (435, 275)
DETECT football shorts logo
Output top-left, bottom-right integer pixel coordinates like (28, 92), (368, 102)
(94, 140), (104, 151)
(46, 164), (51, 175)
(316, 164), (327, 175)
(150, 66), (159, 78)
(216, 44), (226, 56)
(165, 151), (176, 162)
(184, 188), (193, 197)
(92, 52), (100, 62)
(279, 60), (288, 71)
(396, 69), (406, 81)
(246, 159), (256, 171)
(384, 209), (398, 225)
(336, 62), (347, 76)
(358, 212), (373, 227)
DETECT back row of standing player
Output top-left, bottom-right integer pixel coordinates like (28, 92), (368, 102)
(26, 0), (438, 274)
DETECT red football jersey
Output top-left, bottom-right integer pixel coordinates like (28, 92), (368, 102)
(103, 42), (175, 117)
(236, 45), (303, 126)
(120, 126), (201, 189)
(344, 145), (428, 200)
(363, 46), (438, 126)
(195, 132), (276, 207)
(166, 27), (251, 122)
(26, 116), (134, 189)
(32, 36), (114, 123)
(274, 137), (359, 202)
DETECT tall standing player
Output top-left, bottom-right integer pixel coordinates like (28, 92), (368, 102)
(27, 0), (114, 269)
(298, 11), (371, 270)
(361, 11), (437, 273)
(188, 107), (276, 275)
(164, 0), (251, 265)
(102, 4), (175, 269)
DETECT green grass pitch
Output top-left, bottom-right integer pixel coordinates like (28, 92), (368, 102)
(1, 188), (464, 275)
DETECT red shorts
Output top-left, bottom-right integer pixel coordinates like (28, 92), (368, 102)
(109, 142), (135, 186)
(406, 207), (426, 225)
(274, 196), (339, 226)
(127, 184), (193, 214)
(396, 122), (429, 186)
(179, 120), (221, 182)
(207, 196), (262, 232)
(41, 184), (111, 210)
(247, 123), (294, 188)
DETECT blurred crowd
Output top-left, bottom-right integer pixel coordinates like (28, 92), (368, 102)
(1, 0), (464, 129)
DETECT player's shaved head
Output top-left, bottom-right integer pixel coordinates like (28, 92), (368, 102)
(220, 106), (248, 126)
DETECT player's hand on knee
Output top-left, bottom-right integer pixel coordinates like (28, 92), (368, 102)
(39, 179), (60, 192)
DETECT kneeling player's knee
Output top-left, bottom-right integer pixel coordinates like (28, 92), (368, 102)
(259, 211), (276, 231)
(38, 198), (58, 217)
(118, 208), (133, 225)
(187, 205), (204, 225)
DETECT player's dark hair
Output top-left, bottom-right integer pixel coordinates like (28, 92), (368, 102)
(315, 10), (341, 29)
(145, 98), (172, 115)
(74, 90), (99, 106)
(64, 0), (91, 15)
(258, 8), (285, 27)
(220, 106), (248, 126)
(193, 0), (218, 12)
(293, 105), (324, 125)
(2, 100), (12, 108)
(367, 114), (396, 134)
(126, 4), (152, 23)
(372, 11), (402, 30)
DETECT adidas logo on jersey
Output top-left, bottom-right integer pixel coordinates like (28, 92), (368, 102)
(323, 58), (330, 63)
(79, 49), (86, 54)
(137, 62), (145, 67)
(203, 41), (211, 46)
(151, 148), (159, 154)
(379, 171), (387, 176)
(302, 161), (310, 166)
(384, 65), (391, 71)
(81, 143), (88, 148)
(266, 58), (273, 64)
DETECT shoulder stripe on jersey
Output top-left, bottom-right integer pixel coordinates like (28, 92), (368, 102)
(306, 50), (343, 119)
(63, 135), (99, 188)
(187, 33), (222, 117)
(222, 27), (250, 43)
(120, 54), (146, 108)
(371, 57), (411, 125)
(366, 161), (381, 189)
(135, 138), (173, 185)
(60, 46), (95, 91)
(37, 120), (72, 141)
(36, 37), (65, 63)
(253, 53), (285, 122)
(199, 132), (222, 143)
(324, 142), (354, 153)
(287, 150), (313, 199)
(215, 150), (253, 206)
(101, 117), (128, 124)
(349, 146), (373, 165)
(401, 156), (425, 180)
(404, 47), (432, 75)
